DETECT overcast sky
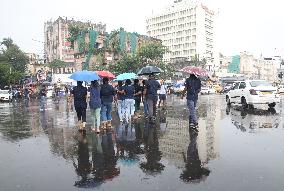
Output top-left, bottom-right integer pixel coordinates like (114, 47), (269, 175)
(1, 0), (284, 57)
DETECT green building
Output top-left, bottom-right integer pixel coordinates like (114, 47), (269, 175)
(228, 55), (240, 73)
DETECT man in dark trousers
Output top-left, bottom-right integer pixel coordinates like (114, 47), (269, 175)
(182, 74), (201, 127)
(144, 74), (160, 120)
(71, 81), (88, 130)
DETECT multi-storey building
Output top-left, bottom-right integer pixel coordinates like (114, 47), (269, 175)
(146, 0), (218, 69)
(44, 17), (106, 63)
(224, 51), (280, 82)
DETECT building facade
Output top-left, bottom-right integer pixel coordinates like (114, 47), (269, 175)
(44, 17), (106, 63)
(72, 28), (161, 71)
(146, 0), (218, 68)
(219, 52), (280, 82)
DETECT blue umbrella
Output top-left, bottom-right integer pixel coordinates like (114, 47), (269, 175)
(69, 70), (101, 81)
(116, 72), (137, 81)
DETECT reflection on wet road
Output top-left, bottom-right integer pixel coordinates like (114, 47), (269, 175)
(1, 95), (284, 191)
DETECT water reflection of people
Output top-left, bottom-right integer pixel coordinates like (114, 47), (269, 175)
(180, 129), (210, 183)
(73, 132), (91, 187)
(100, 132), (120, 180)
(116, 122), (143, 166)
(140, 121), (165, 175)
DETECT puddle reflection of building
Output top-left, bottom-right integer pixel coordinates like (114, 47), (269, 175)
(159, 95), (220, 168)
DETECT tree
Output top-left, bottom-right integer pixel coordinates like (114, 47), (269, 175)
(137, 42), (167, 65)
(48, 59), (68, 74)
(0, 38), (28, 86)
(110, 54), (142, 74)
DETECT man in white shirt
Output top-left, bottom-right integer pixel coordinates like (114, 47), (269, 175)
(158, 80), (167, 108)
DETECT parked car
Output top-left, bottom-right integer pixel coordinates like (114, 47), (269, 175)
(213, 84), (223, 93)
(46, 86), (54, 98)
(0, 90), (12, 102)
(173, 83), (185, 94)
(200, 86), (216, 95)
(277, 84), (284, 93)
(226, 80), (280, 109)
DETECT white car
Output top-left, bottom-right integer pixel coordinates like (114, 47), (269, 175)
(226, 80), (280, 109)
(173, 83), (185, 93)
(200, 86), (216, 95)
(0, 90), (12, 101)
(227, 106), (279, 132)
(278, 85), (284, 94)
(46, 86), (54, 98)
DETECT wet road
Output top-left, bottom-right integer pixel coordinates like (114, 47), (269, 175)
(1, 95), (284, 191)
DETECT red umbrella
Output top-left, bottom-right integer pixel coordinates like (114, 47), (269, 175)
(96, 71), (115, 79)
(180, 66), (209, 77)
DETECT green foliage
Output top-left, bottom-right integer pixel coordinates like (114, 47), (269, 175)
(138, 42), (167, 64)
(110, 54), (142, 74)
(108, 29), (121, 54)
(108, 42), (171, 76)
(49, 59), (67, 69)
(0, 38), (28, 86)
(67, 24), (89, 49)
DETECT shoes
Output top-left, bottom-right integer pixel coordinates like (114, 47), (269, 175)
(92, 128), (100, 134)
(107, 120), (112, 128)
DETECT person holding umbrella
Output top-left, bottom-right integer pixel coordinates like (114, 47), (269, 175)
(71, 81), (88, 130)
(123, 79), (135, 123)
(144, 74), (161, 120)
(181, 74), (201, 127)
(116, 81), (125, 122)
(89, 80), (101, 133)
(100, 77), (115, 129)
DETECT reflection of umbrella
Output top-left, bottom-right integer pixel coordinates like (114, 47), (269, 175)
(180, 66), (209, 77)
(116, 73), (137, 81)
(96, 71), (115, 79)
(137, 66), (163, 76)
(70, 70), (101, 81)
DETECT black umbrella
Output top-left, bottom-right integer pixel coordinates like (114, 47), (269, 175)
(137, 66), (163, 76)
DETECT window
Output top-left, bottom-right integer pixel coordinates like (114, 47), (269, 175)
(250, 81), (272, 87)
(239, 82), (246, 89)
(232, 82), (240, 90)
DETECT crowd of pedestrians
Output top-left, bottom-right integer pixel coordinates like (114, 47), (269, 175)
(35, 73), (201, 132)
(70, 74), (170, 133)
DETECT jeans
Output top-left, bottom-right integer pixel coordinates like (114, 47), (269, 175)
(124, 99), (135, 122)
(101, 102), (112, 122)
(134, 99), (141, 112)
(143, 99), (149, 115)
(91, 108), (101, 128)
(187, 99), (197, 124)
(40, 96), (46, 110)
(147, 98), (157, 117)
(75, 106), (87, 122)
(117, 100), (125, 121)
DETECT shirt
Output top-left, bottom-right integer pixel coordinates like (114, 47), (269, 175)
(39, 88), (46, 97)
(159, 84), (167, 95)
(71, 86), (87, 108)
(146, 79), (161, 100)
(100, 84), (115, 103)
(185, 77), (201, 101)
(123, 85), (135, 99)
(116, 86), (125, 100)
(89, 86), (101, 109)
(134, 84), (142, 100)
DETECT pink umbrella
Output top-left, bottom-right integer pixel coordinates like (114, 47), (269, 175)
(180, 66), (209, 77)
(95, 71), (116, 79)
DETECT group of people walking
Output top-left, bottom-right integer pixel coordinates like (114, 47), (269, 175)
(71, 73), (201, 133)
(71, 74), (170, 133)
